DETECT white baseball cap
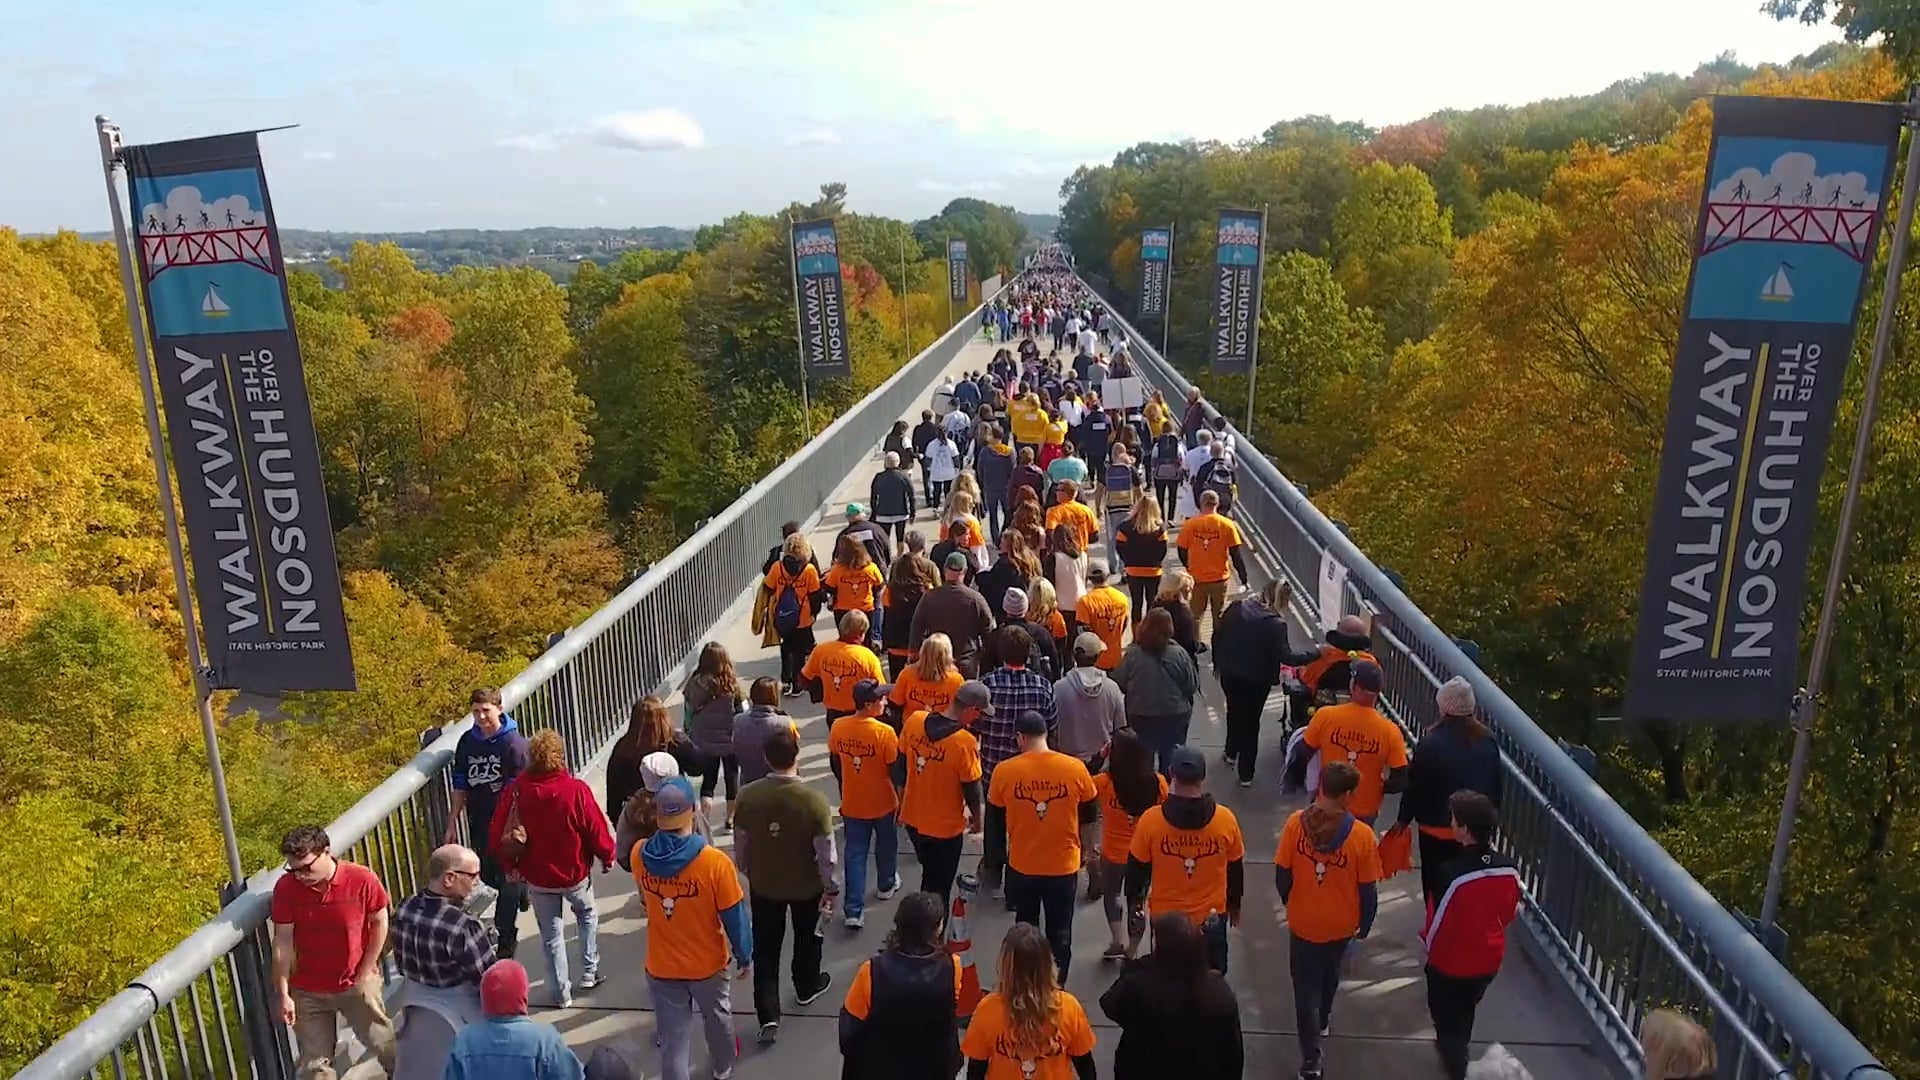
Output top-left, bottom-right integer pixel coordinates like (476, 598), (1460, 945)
(640, 752), (681, 793)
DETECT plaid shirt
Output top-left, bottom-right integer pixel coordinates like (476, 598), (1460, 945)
(391, 890), (494, 988)
(978, 666), (1058, 768)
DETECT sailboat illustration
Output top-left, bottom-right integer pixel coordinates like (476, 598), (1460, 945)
(1761, 262), (1794, 304)
(201, 282), (231, 318)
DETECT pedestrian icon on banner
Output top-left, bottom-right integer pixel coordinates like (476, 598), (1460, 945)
(1761, 262), (1794, 304)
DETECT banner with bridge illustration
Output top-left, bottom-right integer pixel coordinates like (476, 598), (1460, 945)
(1626, 96), (1901, 724)
(125, 131), (357, 693)
(791, 218), (851, 379)
(1211, 209), (1263, 374)
(948, 237), (969, 302)
(1139, 226), (1171, 319)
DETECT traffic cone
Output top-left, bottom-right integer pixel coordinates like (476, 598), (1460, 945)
(948, 873), (983, 1023)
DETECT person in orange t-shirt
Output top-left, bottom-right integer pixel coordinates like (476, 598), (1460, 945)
(1275, 761), (1381, 1078)
(823, 533), (885, 616)
(1300, 659), (1409, 823)
(1091, 729), (1167, 959)
(1125, 746), (1244, 973)
(960, 925), (1098, 1080)
(765, 534), (823, 695)
(838, 893), (963, 1080)
(1074, 566), (1131, 670)
(1044, 480), (1100, 553)
(827, 679), (903, 928)
(889, 634), (964, 725)
(1175, 490), (1248, 644)
(895, 683), (990, 903)
(988, 710), (1098, 980)
(801, 610), (886, 720)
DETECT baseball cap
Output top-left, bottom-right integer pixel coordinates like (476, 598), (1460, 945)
(846, 502), (866, 518)
(954, 679), (995, 716)
(1169, 745), (1207, 783)
(639, 751), (681, 793)
(1072, 631), (1105, 662)
(1003, 587), (1030, 616)
(853, 678), (893, 708)
(1087, 564), (1109, 583)
(1015, 709), (1049, 736)
(653, 776), (697, 830)
(944, 551), (970, 573)
(1351, 658), (1385, 693)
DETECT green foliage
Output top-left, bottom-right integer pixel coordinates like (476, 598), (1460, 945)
(1767, 0), (1920, 73)
(917, 197), (1029, 279)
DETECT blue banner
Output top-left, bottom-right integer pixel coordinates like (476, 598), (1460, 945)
(1140, 226), (1171, 319)
(948, 237), (969, 303)
(1211, 209), (1263, 374)
(126, 131), (356, 692)
(792, 218), (851, 378)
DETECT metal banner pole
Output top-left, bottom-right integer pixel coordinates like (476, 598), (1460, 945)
(1162, 222), (1174, 361)
(1759, 97), (1920, 932)
(1244, 204), (1269, 434)
(96, 116), (249, 892)
(785, 214), (812, 432)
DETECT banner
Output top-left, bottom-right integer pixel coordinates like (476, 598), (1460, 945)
(1319, 549), (1351, 635)
(126, 132), (356, 692)
(791, 218), (851, 379)
(1211, 209), (1263, 374)
(1626, 96), (1901, 724)
(948, 237), (969, 302)
(1139, 226), (1171, 319)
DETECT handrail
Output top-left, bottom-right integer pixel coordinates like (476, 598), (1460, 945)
(1089, 277), (1889, 1080)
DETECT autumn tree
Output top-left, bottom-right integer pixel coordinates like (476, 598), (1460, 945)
(1331, 161), (1454, 345)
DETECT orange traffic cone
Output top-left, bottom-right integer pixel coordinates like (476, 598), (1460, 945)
(948, 873), (983, 1023)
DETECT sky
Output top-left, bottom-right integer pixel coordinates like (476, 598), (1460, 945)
(2, 0), (1846, 234)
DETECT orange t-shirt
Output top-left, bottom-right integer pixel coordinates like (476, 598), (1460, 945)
(947, 513), (986, 552)
(899, 709), (983, 839)
(636, 844), (745, 980)
(1302, 703), (1410, 820)
(802, 639), (886, 713)
(764, 562), (821, 628)
(1045, 499), (1100, 553)
(1045, 610), (1067, 643)
(1275, 810), (1382, 943)
(890, 666), (964, 720)
(824, 561), (884, 612)
(1075, 585), (1130, 669)
(988, 750), (1098, 876)
(1127, 803), (1245, 925)
(961, 991), (1097, 1080)
(843, 954), (963, 1019)
(1175, 512), (1244, 584)
(827, 714), (901, 820)
(1093, 772), (1167, 865)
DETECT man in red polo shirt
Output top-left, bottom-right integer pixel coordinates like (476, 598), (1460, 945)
(271, 824), (398, 1080)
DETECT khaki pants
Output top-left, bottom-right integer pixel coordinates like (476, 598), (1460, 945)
(1191, 578), (1229, 642)
(292, 978), (396, 1080)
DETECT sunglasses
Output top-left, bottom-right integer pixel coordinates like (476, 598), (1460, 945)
(286, 856), (325, 877)
(448, 868), (481, 880)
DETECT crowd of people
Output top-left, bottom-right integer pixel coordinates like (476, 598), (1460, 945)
(264, 257), (1723, 1080)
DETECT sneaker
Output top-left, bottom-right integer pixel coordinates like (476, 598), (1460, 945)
(845, 912), (865, 930)
(796, 972), (834, 1006)
(555, 993), (574, 1010)
(714, 1069), (735, 1080)
(1239, 778), (1254, 788)
(1222, 751), (1237, 766)
(1102, 942), (1127, 961)
(757, 1021), (779, 1045)
(577, 972), (604, 991)
(876, 879), (901, 900)
(1298, 1067), (1323, 1080)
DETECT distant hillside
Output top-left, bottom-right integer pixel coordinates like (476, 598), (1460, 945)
(277, 226), (696, 274)
(1016, 212), (1059, 239)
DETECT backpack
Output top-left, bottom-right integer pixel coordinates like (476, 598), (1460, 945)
(1153, 437), (1182, 481)
(1203, 460), (1236, 511)
(772, 575), (804, 633)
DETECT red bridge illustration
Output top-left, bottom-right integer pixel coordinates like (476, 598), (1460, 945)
(138, 226), (275, 282)
(1700, 200), (1878, 263)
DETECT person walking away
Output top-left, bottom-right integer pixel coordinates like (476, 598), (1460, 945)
(390, 844), (495, 1080)
(961, 923), (1098, 1080)
(1419, 792), (1522, 1080)
(614, 751), (712, 874)
(1299, 660), (1409, 825)
(881, 550), (939, 679)
(1179, 387), (1208, 449)
(889, 633), (965, 727)
(446, 687), (528, 957)
(1052, 632), (1127, 900)
(732, 676), (802, 786)
(975, 424), (1016, 539)
(1179, 430), (1214, 518)
(1008, 445), (1048, 507)
(1392, 675), (1502, 901)
(839, 893), (964, 1080)
(802, 610), (887, 722)
(1195, 442), (1238, 516)
(1640, 1010), (1718, 1080)
(839, 502), (895, 573)
(1114, 494), (1169, 616)
(989, 710), (1098, 980)
(443, 961), (584, 1080)
(1214, 579), (1320, 787)
(1112, 609), (1200, 777)
(1176, 490), (1249, 646)
(1149, 432), (1183, 521)
(1274, 762), (1381, 1080)
(491, 730), (615, 1008)
(1045, 478), (1099, 553)
(765, 535), (822, 697)
(894, 683), (989, 903)
(606, 696), (707, 837)
(978, 627), (1059, 901)
(1045, 438), (1089, 499)
(829, 679), (904, 928)
(1099, 913), (1244, 1080)
(996, 585), (1061, 678)
(637, 777), (752, 1080)
(684, 642), (748, 830)
(271, 825), (398, 1080)
(1045, 524), (1089, 640)
(734, 726), (839, 1044)
(1098, 443), (1140, 572)
(909, 551), (996, 678)
(976, 531), (1039, 632)
(1124, 747), (1244, 973)
(913, 410), (942, 502)
(926, 428), (960, 507)
(884, 419), (916, 481)
(930, 519), (979, 589)
(1076, 566), (1131, 672)
(870, 452), (918, 548)
(1091, 730), (1166, 959)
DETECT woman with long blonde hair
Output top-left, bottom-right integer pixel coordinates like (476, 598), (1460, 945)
(1641, 1010), (1716, 1080)
(1114, 493), (1169, 617)
(942, 488), (990, 567)
(1150, 568), (1201, 660)
(961, 923), (1097, 1076)
(1026, 577), (1068, 654)
(888, 632), (963, 724)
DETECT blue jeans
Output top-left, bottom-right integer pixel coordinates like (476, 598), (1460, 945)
(528, 880), (598, 999)
(842, 813), (900, 917)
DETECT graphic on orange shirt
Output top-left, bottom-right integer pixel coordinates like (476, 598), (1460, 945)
(1275, 810), (1381, 944)
(1176, 513), (1243, 583)
(1077, 586), (1130, 667)
(891, 667), (964, 719)
(1302, 703), (1409, 820)
(828, 715), (901, 820)
(989, 751), (1096, 876)
(899, 709), (982, 839)
(636, 846), (743, 980)
(960, 992), (1096, 1080)
(1092, 772), (1166, 865)
(803, 640), (886, 713)
(1127, 805), (1244, 924)
(825, 562), (883, 612)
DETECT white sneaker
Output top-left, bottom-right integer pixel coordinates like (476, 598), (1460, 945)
(876, 880), (901, 900)
(845, 913), (866, 929)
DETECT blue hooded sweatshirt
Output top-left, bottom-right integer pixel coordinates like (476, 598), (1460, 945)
(452, 715), (528, 837)
(1274, 809), (1378, 938)
(640, 829), (752, 968)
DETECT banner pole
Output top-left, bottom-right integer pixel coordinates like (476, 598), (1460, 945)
(1244, 204), (1269, 434)
(1758, 94), (1920, 933)
(1161, 222), (1174, 361)
(96, 115), (248, 891)
(785, 213), (812, 434)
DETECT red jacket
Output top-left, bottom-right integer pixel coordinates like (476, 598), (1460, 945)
(1420, 845), (1522, 979)
(490, 769), (616, 889)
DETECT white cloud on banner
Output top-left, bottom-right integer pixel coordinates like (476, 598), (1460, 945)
(138, 186), (263, 230)
(1708, 151), (1880, 208)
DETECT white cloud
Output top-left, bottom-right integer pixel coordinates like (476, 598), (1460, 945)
(1709, 151), (1879, 208)
(588, 109), (707, 151)
(138, 186), (263, 232)
(786, 127), (841, 147)
(499, 132), (560, 154)
(301, 149), (336, 162)
(918, 178), (1006, 194)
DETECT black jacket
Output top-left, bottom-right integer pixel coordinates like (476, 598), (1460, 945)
(884, 430), (916, 468)
(1100, 956), (1244, 1080)
(839, 948), (961, 1080)
(974, 443), (1015, 496)
(604, 731), (705, 824)
(1396, 720), (1503, 830)
(1213, 596), (1314, 686)
(974, 556), (1026, 623)
(882, 580), (929, 655)
(986, 617), (1060, 680)
(839, 519), (893, 569)
(1113, 523), (1168, 573)
(912, 420), (941, 457)
(1150, 597), (1200, 660)
(870, 468), (917, 520)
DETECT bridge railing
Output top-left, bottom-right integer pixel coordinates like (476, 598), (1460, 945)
(1094, 283), (1890, 1080)
(19, 292), (1006, 1080)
